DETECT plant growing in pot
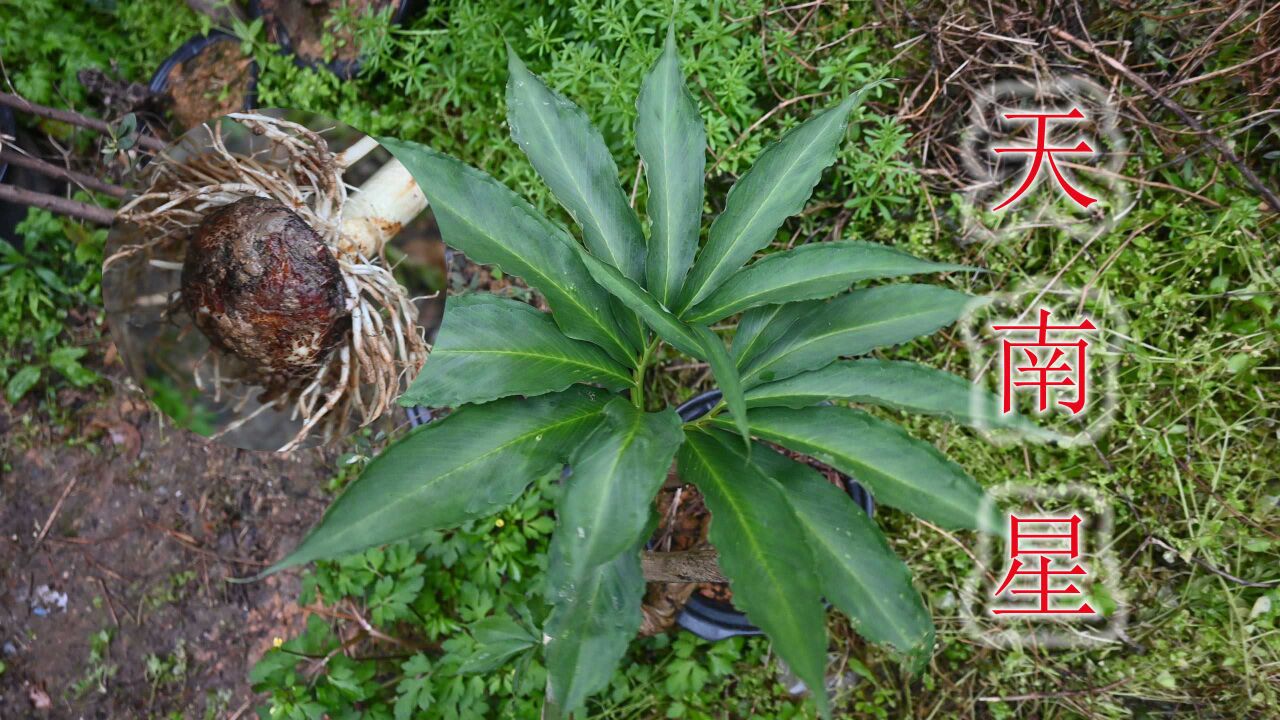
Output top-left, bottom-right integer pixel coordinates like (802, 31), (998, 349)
(264, 29), (1039, 717)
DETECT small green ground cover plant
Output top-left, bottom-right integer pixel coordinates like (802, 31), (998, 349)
(1, 210), (103, 404)
(263, 29), (1043, 717)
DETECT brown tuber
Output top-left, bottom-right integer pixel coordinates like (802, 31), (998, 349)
(115, 114), (429, 450)
(182, 196), (350, 379)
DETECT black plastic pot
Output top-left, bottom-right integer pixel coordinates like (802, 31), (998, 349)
(248, 0), (425, 80)
(0, 122), (64, 242)
(0, 105), (15, 185)
(671, 390), (875, 641)
(149, 31), (259, 128)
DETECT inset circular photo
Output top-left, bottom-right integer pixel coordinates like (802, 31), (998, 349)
(103, 109), (444, 451)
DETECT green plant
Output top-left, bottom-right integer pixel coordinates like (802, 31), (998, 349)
(144, 639), (189, 707)
(261, 29), (1035, 718)
(71, 626), (118, 698)
(0, 209), (103, 403)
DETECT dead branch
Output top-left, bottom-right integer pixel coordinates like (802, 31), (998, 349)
(1047, 25), (1280, 214)
(0, 183), (116, 225)
(0, 149), (128, 198)
(642, 548), (727, 583)
(0, 92), (167, 153)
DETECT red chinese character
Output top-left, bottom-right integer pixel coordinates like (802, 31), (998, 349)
(992, 308), (1096, 415)
(992, 514), (1096, 616)
(991, 107), (1096, 210)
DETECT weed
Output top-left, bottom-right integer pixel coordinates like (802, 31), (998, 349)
(0, 209), (103, 404)
(144, 639), (189, 707)
(71, 627), (118, 698)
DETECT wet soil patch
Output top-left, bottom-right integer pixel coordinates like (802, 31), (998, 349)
(0, 357), (336, 717)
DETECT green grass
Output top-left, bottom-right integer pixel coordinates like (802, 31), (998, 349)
(1, 0), (1276, 717)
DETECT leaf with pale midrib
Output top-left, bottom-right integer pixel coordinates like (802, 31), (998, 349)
(543, 544), (644, 718)
(741, 284), (976, 387)
(574, 244), (705, 358)
(679, 429), (830, 718)
(506, 48), (646, 283)
(637, 26), (705, 307)
(379, 138), (637, 366)
(542, 399), (681, 715)
(264, 387), (611, 574)
(505, 48), (649, 350)
(717, 405), (1001, 532)
(400, 295), (631, 408)
(685, 241), (972, 323)
(744, 358), (1059, 441)
(548, 397), (682, 587)
(731, 301), (821, 368)
(677, 93), (863, 314)
(751, 443), (935, 669)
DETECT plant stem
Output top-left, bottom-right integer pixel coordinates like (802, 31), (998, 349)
(339, 151), (428, 256)
(631, 337), (660, 410)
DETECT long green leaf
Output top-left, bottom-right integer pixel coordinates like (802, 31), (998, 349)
(692, 326), (749, 448)
(549, 397), (683, 580)
(574, 245), (704, 358)
(506, 48), (646, 282)
(401, 295), (631, 407)
(637, 26), (705, 306)
(380, 138), (636, 366)
(265, 387), (609, 573)
(542, 399), (680, 714)
(721, 405), (1001, 532)
(679, 429), (830, 718)
(685, 241), (971, 323)
(730, 301), (820, 368)
(742, 284), (976, 387)
(744, 358), (1057, 440)
(751, 444), (934, 668)
(677, 94), (861, 313)
(543, 544), (644, 716)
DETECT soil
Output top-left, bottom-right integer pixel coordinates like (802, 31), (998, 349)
(166, 39), (254, 130)
(447, 250), (546, 310)
(0, 328), (336, 717)
(258, 0), (396, 65)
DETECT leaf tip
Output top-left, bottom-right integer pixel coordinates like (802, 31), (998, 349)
(505, 41), (526, 75)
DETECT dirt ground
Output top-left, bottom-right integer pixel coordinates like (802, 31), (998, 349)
(0, 354), (338, 718)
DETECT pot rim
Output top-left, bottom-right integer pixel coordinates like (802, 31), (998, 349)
(149, 31), (261, 122)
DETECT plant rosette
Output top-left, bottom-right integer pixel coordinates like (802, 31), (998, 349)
(265, 28), (1046, 717)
